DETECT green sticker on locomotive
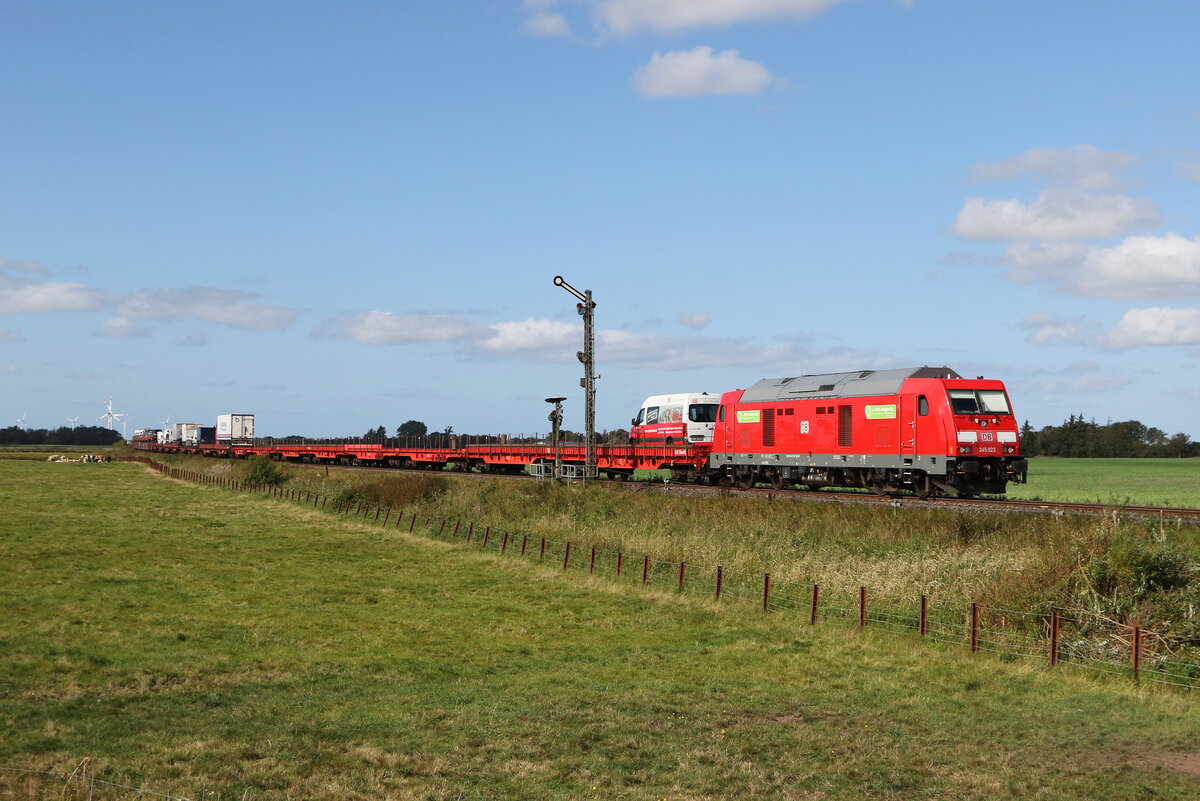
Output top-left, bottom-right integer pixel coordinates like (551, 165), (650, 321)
(864, 404), (897, 419)
(736, 410), (761, 424)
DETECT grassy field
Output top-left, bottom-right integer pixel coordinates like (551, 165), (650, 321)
(3, 459), (1200, 800)
(1006, 457), (1200, 508)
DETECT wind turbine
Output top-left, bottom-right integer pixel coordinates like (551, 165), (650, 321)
(67, 416), (80, 428)
(160, 413), (171, 431)
(98, 396), (127, 431)
(14, 412), (26, 430)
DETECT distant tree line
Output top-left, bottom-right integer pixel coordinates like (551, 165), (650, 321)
(1021, 416), (1197, 458)
(0, 425), (123, 446)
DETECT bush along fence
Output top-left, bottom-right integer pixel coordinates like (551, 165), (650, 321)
(134, 458), (1200, 691)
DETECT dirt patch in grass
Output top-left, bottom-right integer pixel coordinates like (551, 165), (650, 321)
(1142, 751), (1200, 777)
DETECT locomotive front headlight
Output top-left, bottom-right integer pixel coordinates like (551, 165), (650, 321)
(958, 445), (972, 454)
(1003, 446), (1015, 454)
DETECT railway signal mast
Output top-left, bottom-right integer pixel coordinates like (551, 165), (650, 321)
(553, 275), (597, 482)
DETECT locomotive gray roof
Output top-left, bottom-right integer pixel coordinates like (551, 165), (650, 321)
(739, 366), (963, 403)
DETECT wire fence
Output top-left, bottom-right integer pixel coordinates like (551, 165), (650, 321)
(131, 457), (1200, 691)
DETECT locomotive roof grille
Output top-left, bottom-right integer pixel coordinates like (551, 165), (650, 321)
(740, 366), (963, 403)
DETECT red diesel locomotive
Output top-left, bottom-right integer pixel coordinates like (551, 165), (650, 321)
(705, 366), (1027, 496)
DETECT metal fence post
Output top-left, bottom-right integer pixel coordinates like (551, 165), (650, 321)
(763, 573), (771, 612)
(715, 565), (723, 601)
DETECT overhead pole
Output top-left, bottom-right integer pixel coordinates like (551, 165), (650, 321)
(553, 275), (597, 482)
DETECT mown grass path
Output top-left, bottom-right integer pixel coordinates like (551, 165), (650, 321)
(2, 461), (1198, 800)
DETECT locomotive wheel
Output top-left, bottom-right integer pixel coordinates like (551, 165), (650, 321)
(769, 471), (788, 491)
(734, 468), (755, 489)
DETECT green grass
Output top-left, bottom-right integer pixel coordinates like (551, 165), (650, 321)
(3, 460), (1200, 800)
(1006, 457), (1200, 508)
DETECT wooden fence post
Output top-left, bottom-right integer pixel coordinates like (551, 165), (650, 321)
(1049, 610), (1060, 666)
(970, 603), (980, 653)
(563, 542), (571, 570)
(1133, 625), (1142, 681)
(919, 595), (928, 636)
(642, 555), (650, 585)
(715, 565), (723, 601)
(859, 586), (867, 628)
(763, 573), (771, 612)
(810, 584), (820, 625)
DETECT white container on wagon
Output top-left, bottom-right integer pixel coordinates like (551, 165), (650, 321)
(216, 413), (254, 442)
(179, 423), (203, 445)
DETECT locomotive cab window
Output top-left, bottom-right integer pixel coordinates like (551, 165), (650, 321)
(948, 389), (1011, 415)
(918, 395), (929, 416)
(718, 405), (725, 422)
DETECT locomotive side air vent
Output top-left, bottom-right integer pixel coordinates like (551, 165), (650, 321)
(762, 408), (776, 447)
(837, 405), (853, 447)
(858, 371), (875, 378)
(819, 384), (835, 392)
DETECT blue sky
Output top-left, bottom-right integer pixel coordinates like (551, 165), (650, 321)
(3, 0), (1199, 440)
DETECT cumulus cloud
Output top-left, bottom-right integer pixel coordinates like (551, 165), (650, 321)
(94, 317), (153, 339)
(968, 145), (1138, 191)
(634, 46), (772, 98)
(1105, 307), (1200, 348)
(0, 276), (108, 314)
(472, 316), (877, 371)
(1006, 232), (1200, 300)
(597, 0), (849, 33)
(952, 189), (1160, 241)
(523, 11), (571, 36)
(175, 331), (209, 347)
(679, 311), (711, 329)
(0, 326), (26, 343)
(1019, 312), (1092, 345)
(116, 287), (299, 331)
(0, 258), (50, 276)
(314, 311), (486, 345)
(1177, 161), (1200, 183)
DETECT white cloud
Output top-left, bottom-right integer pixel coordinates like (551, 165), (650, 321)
(0, 258), (50, 276)
(0, 326), (25, 343)
(523, 11), (571, 37)
(473, 316), (879, 372)
(953, 189), (1160, 241)
(0, 277), (107, 314)
(117, 287), (299, 331)
(315, 311), (486, 345)
(1176, 160), (1200, 183)
(1067, 374), (1135, 393)
(634, 46), (772, 98)
(0, 364), (18, 375)
(1006, 232), (1200, 301)
(1105, 307), (1200, 348)
(597, 0), (849, 33)
(679, 311), (711, 329)
(94, 317), (152, 339)
(968, 145), (1138, 191)
(1019, 312), (1090, 345)
(175, 331), (209, 347)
